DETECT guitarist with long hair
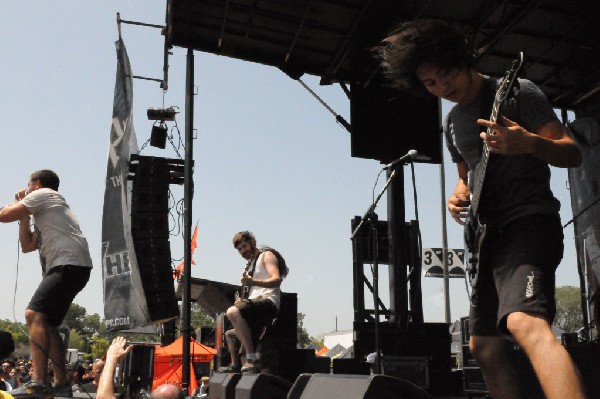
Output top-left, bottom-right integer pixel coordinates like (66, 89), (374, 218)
(223, 231), (288, 373)
(378, 19), (585, 399)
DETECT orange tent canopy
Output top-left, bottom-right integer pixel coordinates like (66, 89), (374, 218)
(316, 346), (329, 356)
(153, 336), (217, 392)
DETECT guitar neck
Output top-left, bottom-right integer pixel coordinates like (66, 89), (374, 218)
(470, 100), (500, 216)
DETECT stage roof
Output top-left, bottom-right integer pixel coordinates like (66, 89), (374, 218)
(165, 0), (600, 111)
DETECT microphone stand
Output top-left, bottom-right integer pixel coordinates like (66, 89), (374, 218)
(351, 166), (402, 375)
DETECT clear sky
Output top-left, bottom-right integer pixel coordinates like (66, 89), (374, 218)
(0, 1), (581, 338)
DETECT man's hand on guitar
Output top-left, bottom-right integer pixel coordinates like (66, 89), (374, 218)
(477, 116), (534, 156)
(241, 272), (253, 286)
(448, 192), (470, 225)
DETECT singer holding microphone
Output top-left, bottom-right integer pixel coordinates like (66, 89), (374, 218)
(0, 169), (92, 398)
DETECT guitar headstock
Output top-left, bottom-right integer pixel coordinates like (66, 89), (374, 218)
(496, 52), (524, 104)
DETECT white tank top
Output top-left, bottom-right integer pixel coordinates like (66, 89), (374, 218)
(248, 252), (281, 309)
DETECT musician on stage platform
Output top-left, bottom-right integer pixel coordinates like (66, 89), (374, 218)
(0, 169), (92, 397)
(222, 231), (288, 373)
(378, 19), (585, 399)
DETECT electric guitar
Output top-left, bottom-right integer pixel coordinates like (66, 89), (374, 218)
(464, 52), (524, 287)
(237, 253), (259, 300)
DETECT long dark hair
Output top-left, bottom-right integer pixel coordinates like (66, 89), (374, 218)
(260, 246), (289, 279)
(376, 19), (475, 91)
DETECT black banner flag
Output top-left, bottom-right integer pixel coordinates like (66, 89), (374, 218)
(101, 37), (151, 331)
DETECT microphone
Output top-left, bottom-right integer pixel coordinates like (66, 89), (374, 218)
(383, 149), (418, 170)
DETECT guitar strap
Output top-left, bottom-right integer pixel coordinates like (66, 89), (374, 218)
(244, 251), (261, 277)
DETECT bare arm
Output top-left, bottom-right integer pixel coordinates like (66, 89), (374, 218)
(0, 190), (36, 252)
(447, 161), (471, 225)
(0, 203), (29, 223)
(478, 117), (582, 167)
(96, 337), (133, 399)
(18, 216), (36, 253)
(240, 251), (282, 288)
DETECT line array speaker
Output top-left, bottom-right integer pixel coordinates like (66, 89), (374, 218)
(130, 155), (178, 322)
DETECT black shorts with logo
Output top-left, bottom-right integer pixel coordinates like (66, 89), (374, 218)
(469, 214), (563, 336)
(235, 298), (278, 341)
(28, 265), (91, 327)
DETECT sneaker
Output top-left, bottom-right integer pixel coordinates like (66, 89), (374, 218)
(8, 380), (52, 398)
(241, 359), (259, 374)
(51, 382), (73, 398)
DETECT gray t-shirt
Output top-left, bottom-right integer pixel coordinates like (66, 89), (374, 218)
(20, 188), (93, 274)
(444, 77), (561, 227)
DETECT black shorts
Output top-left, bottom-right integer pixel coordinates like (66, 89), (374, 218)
(234, 298), (278, 341)
(28, 265), (91, 327)
(470, 214), (563, 336)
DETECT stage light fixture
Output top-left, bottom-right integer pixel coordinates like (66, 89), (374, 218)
(150, 123), (168, 149)
(147, 107), (178, 121)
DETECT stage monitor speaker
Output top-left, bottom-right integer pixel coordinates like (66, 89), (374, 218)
(235, 373), (292, 399)
(208, 372), (241, 399)
(287, 373), (313, 399)
(296, 373), (433, 399)
(350, 76), (441, 164)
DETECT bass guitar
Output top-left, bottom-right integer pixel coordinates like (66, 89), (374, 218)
(464, 52), (524, 287)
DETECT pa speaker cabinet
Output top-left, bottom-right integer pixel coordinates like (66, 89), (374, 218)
(234, 373), (292, 399)
(296, 373), (434, 399)
(121, 343), (156, 397)
(350, 76), (441, 164)
(382, 356), (429, 389)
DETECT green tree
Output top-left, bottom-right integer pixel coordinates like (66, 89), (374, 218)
(555, 286), (584, 333)
(309, 336), (324, 349)
(69, 328), (87, 352)
(297, 313), (311, 348)
(191, 303), (215, 330)
(64, 303), (87, 334)
(81, 313), (102, 336)
(88, 335), (111, 360)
